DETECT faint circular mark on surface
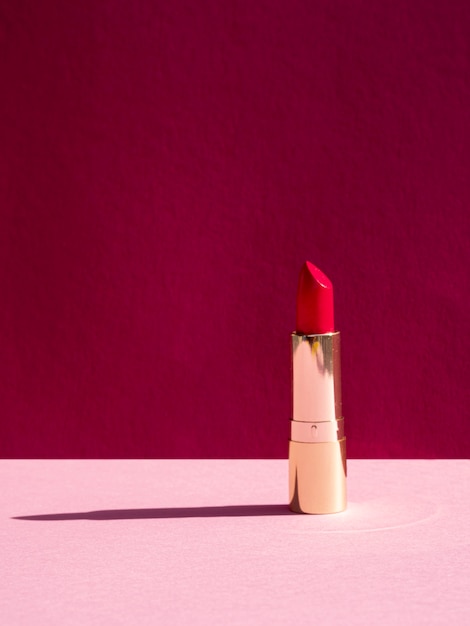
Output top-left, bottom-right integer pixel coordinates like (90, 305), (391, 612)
(289, 497), (439, 534)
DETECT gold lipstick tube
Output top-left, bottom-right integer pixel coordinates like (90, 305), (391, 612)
(289, 332), (347, 514)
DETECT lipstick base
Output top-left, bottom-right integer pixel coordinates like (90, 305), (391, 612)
(289, 439), (347, 514)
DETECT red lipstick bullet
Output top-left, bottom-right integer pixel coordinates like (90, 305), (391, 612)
(296, 261), (335, 334)
(289, 262), (347, 514)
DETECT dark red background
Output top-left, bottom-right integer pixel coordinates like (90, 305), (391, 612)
(1, 1), (469, 458)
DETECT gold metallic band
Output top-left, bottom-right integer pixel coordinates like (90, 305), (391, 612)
(290, 417), (344, 443)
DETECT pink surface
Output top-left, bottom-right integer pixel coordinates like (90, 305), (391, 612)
(1, 460), (469, 624)
(1, 2), (470, 458)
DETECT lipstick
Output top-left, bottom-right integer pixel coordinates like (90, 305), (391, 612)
(289, 261), (347, 514)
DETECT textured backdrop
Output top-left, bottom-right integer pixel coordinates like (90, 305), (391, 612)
(1, 1), (469, 458)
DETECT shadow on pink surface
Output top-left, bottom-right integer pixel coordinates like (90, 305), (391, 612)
(13, 497), (441, 533)
(13, 504), (292, 520)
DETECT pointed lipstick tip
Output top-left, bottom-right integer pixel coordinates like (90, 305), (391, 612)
(303, 261), (333, 290)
